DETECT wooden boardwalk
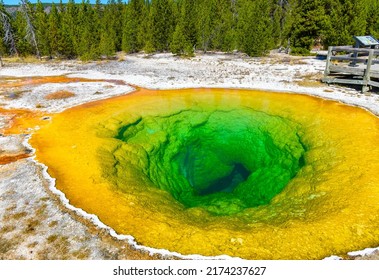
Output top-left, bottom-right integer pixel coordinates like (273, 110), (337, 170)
(322, 46), (379, 92)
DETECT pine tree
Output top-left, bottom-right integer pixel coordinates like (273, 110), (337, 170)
(140, 2), (155, 53)
(289, 0), (329, 54)
(2, 0), (378, 59)
(34, 0), (50, 57)
(180, 0), (197, 49)
(341, 0), (367, 40)
(196, 0), (214, 53)
(170, 0), (195, 55)
(56, 1), (75, 58)
(366, 0), (379, 39)
(76, 0), (98, 60)
(122, 0), (144, 53)
(208, 0), (235, 51)
(103, 0), (123, 52)
(271, 0), (293, 47)
(115, 0), (125, 51)
(58, 0), (77, 58)
(323, 0), (368, 47)
(90, 0), (103, 55)
(237, 0), (273, 56)
(280, 0), (296, 49)
(14, 10), (34, 56)
(149, 0), (174, 51)
(222, 0), (239, 51)
(170, 22), (187, 55)
(99, 3), (117, 57)
(48, 3), (60, 57)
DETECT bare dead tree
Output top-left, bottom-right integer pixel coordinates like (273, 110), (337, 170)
(0, 8), (18, 66)
(278, 0), (289, 7)
(275, 0), (292, 50)
(230, 0), (237, 20)
(20, 0), (40, 59)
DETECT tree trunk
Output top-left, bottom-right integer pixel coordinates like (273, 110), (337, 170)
(21, 0), (41, 59)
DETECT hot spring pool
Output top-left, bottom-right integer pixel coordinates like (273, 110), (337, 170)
(31, 88), (379, 259)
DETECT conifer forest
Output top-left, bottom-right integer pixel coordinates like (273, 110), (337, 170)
(1, 0), (379, 60)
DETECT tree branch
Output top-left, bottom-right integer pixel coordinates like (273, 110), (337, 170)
(0, 9), (18, 55)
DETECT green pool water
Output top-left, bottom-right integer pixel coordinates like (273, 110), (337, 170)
(112, 109), (305, 215)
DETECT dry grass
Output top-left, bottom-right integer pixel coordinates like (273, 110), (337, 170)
(5, 205), (17, 212)
(27, 241), (38, 248)
(35, 204), (47, 216)
(44, 90), (75, 100)
(48, 220), (58, 228)
(47, 235), (58, 243)
(10, 211), (27, 220)
(289, 59), (308, 65)
(37, 235), (71, 259)
(296, 80), (324, 87)
(0, 237), (14, 255)
(72, 248), (90, 259)
(267, 53), (310, 65)
(23, 218), (40, 234)
(300, 72), (324, 80)
(296, 72), (324, 87)
(0, 225), (16, 233)
(117, 52), (127, 62)
(3, 56), (42, 64)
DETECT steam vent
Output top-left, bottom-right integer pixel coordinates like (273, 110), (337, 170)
(31, 88), (379, 259)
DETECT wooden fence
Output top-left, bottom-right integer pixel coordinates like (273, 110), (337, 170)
(322, 46), (379, 92)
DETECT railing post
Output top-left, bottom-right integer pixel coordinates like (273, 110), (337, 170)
(324, 46), (333, 78)
(362, 49), (374, 92)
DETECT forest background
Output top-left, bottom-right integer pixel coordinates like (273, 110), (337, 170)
(1, 0), (379, 61)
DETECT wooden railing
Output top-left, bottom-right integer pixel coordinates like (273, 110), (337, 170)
(323, 46), (379, 92)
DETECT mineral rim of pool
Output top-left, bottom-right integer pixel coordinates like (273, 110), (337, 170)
(30, 88), (379, 260)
